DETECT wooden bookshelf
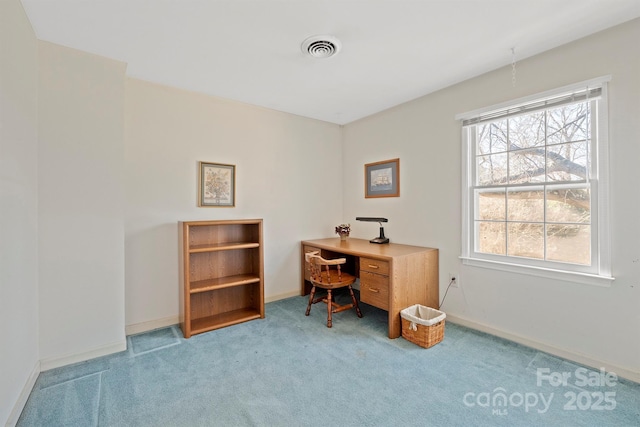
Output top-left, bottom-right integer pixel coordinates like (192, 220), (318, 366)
(179, 219), (264, 338)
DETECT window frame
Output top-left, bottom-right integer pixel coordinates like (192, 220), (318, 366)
(457, 77), (614, 286)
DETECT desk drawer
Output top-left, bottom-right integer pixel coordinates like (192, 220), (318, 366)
(360, 271), (389, 310)
(360, 257), (389, 275)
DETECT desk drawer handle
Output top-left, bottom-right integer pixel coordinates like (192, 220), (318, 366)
(368, 288), (380, 293)
(367, 264), (379, 269)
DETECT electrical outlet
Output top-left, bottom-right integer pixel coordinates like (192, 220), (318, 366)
(449, 272), (458, 287)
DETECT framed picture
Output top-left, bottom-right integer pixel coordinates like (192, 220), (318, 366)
(198, 161), (235, 207)
(365, 158), (399, 198)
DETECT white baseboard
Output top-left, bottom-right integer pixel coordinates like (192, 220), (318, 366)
(125, 315), (179, 336)
(446, 314), (640, 383)
(123, 294), (301, 338)
(265, 290), (300, 303)
(5, 360), (40, 427)
(39, 340), (127, 372)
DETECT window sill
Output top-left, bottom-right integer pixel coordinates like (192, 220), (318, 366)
(460, 256), (615, 287)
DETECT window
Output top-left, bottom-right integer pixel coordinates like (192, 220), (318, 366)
(457, 77), (613, 285)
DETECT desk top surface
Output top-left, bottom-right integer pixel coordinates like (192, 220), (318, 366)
(302, 238), (437, 259)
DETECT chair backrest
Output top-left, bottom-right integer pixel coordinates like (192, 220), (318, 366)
(305, 251), (348, 284)
(305, 251), (347, 266)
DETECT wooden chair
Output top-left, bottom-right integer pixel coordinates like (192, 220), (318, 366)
(305, 251), (363, 327)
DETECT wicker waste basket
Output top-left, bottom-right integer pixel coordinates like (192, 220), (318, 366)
(400, 304), (446, 348)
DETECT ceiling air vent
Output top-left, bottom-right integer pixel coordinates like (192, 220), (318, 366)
(301, 35), (341, 59)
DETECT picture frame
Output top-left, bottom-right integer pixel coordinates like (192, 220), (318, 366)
(198, 161), (235, 207)
(365, 158), (400, 198)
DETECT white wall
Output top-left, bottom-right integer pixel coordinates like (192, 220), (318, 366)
(343, 19), (640, 378)
(37, 42), (127, 367)
(124, 79), (343, 329)
(0, 0), (39, 423)
(2, 12), (637, 426)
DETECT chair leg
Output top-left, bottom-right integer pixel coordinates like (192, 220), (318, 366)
(305, 286), (316, 316)
(326, 289), (333, 328)
(349, 285), (363, 318)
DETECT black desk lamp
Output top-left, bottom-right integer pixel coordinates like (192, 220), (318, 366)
(356, 217), (389, 244)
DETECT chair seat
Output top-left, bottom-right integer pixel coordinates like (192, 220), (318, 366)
(312, 270), (356, 289)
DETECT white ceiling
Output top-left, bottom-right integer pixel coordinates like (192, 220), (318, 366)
(20, 0), (640, 125)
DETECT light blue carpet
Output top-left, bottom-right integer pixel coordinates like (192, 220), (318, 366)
(17, 295), (640, 426)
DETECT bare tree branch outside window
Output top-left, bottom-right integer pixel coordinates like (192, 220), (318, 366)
(474, 101), (591, 265)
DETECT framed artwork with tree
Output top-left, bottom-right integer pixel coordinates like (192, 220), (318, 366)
(198, 161), (235, 207)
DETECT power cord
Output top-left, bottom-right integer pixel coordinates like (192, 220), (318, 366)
(438, 278), (455, 309)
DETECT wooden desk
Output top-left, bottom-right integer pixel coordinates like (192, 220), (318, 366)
(301, 238), (439, 338)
